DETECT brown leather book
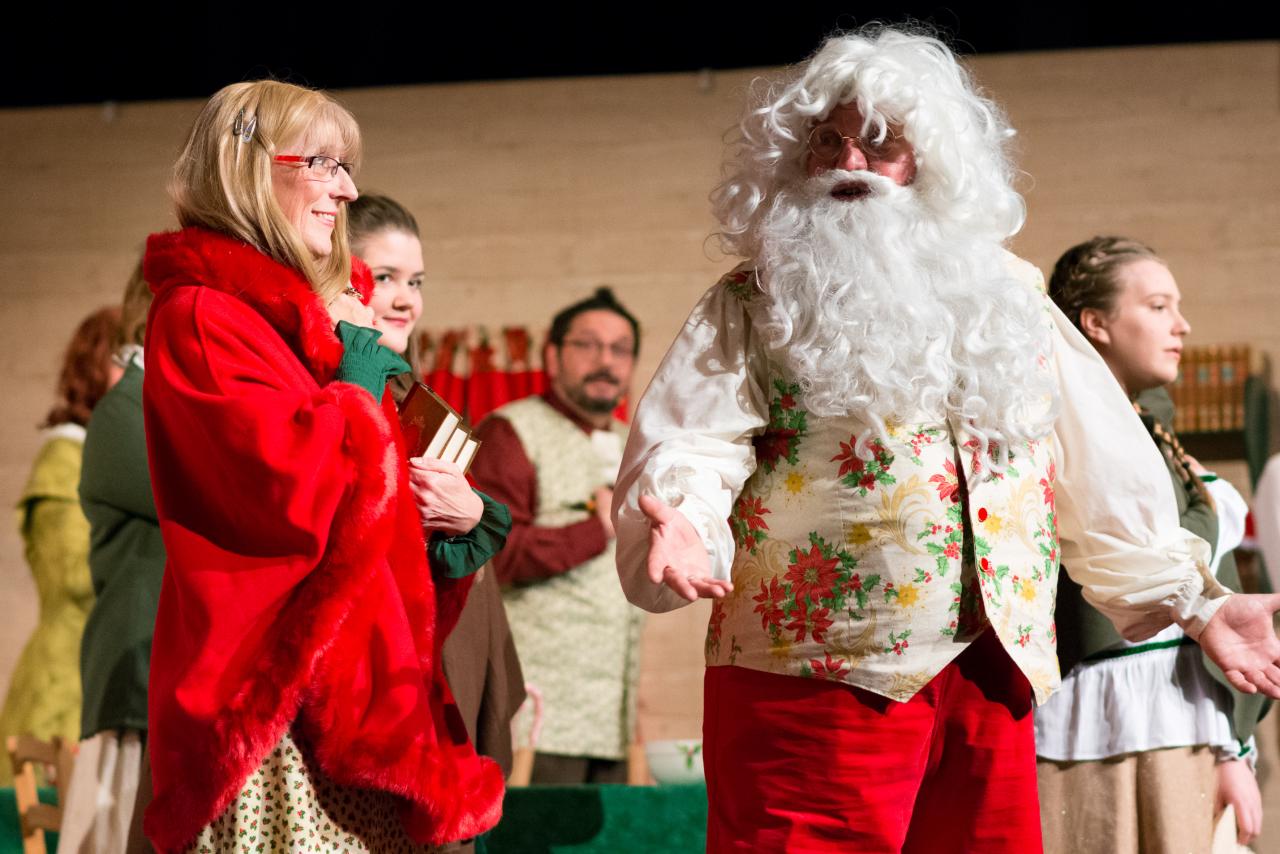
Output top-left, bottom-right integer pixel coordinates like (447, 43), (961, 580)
(397, 381), (482, 473)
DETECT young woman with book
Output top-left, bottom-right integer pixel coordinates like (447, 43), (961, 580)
(349, 193), (524, 787)
(139, 81), (505, 851)
(1035, 236), (1265, 852)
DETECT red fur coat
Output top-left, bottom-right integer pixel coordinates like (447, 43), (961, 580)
(140, 227), (502, 852)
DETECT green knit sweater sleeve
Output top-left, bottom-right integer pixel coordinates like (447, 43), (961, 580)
(334, 321), (412, 399)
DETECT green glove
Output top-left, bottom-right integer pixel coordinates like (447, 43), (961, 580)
(429, 489), (513, 579)
(334, 321), (412, 400)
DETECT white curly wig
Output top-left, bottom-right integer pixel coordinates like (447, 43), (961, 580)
(712, 26), (1057, 469)
(712, 26), (1025, 252)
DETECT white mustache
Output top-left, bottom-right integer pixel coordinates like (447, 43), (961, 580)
(802, 169), (899, 200)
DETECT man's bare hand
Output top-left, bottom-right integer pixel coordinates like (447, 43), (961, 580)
(638, 494), (733, 602)
(1198, 593), (1280, 698)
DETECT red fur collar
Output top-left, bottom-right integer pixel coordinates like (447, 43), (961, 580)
(144, 227), (346, 384)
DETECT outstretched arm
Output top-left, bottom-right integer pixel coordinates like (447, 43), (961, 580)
(614, 273), (767, 613)
(1051, 296), (1226, 639)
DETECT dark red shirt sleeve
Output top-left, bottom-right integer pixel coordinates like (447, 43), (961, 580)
(470, 415), (609, 585)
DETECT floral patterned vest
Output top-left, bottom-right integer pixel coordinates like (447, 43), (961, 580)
(705, 265), (1062, 704)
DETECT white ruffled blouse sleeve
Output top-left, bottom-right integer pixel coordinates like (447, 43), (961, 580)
(1205, 475), (1249, 575)
(1049, 298), (1227, 640)
(613, 279), (768, 613)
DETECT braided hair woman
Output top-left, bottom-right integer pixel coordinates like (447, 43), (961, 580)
(1036, 236), (1264, 851)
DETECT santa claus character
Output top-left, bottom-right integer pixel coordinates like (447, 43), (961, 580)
(613, 26), (1280, 853)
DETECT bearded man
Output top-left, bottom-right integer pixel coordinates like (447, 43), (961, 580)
(470, 287), (645, 784)
(613, 28), (1280, 852)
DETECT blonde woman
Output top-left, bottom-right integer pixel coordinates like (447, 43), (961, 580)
(140, 80), (502, 852)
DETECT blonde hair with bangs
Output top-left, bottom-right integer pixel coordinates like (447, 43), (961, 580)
(171, 79), (362, 301)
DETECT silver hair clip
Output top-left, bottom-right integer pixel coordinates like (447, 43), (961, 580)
(231, 107), (257, 144)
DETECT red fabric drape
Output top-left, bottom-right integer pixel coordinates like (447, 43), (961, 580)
(507, 328), (545, 407)
(411, 326), (548, 425)
(420, 329), (468, 414)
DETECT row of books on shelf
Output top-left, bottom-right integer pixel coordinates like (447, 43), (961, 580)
(1169, 344), (1251, 434)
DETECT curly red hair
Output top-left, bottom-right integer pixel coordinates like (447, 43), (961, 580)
(42, 306), (123, 428)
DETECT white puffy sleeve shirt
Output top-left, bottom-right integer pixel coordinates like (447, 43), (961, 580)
(613, 263), (1227, 638)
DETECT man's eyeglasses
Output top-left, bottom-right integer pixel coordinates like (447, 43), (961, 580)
(273, 154), (355, 182)
(806, 125), (904, 163)
(561, 338), (635, 361)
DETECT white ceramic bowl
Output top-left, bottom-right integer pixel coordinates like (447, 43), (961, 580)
(644, 738), (704, 785)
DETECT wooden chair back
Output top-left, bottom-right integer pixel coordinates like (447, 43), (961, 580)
(6, 734), (73, 854)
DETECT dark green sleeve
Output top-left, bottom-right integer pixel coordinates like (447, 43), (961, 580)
(80, 363), (156, 522)
(428, 489), (513, 579)
(1179, 485), (1219, 558)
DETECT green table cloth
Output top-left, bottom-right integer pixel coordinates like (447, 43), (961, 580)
(2, 784), (704, 853)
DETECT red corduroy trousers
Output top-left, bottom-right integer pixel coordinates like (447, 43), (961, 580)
(703, 630), (1042, 853)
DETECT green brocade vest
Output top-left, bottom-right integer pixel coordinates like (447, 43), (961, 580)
(497, 396), (643, 760)
(1054, 385), (1269, 741)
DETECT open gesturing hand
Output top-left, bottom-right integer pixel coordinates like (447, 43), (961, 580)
(1198, 592), (1280, 698)
(638, 495), (733, 602)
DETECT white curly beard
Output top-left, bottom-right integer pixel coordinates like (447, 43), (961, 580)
(753, 169), (1057, 465)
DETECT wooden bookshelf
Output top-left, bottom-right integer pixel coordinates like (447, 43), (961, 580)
(1168, 347), (1270, 487)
